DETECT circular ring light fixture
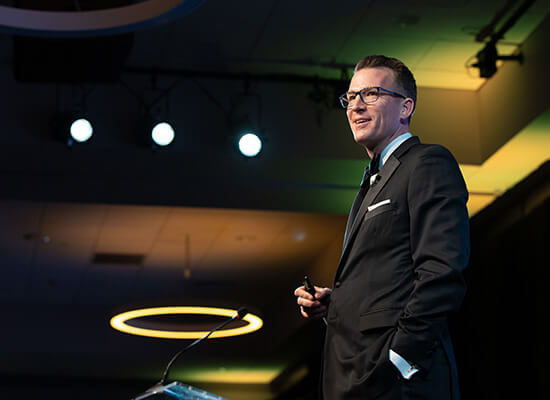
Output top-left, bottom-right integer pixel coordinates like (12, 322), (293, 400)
(110, 306), (263, 339)
(0, 0), (204, 37)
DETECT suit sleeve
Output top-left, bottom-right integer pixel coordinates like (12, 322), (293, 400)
(390, 145), (470, 371)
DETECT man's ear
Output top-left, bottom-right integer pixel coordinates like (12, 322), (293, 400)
(401, 98), (415, 120)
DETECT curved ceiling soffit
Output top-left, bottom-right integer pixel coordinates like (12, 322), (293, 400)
(0, 0), (205, 37)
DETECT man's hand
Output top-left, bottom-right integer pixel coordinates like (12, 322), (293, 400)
(294, 285), (332, 320)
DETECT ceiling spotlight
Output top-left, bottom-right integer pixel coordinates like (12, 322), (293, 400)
(151, 121), (175, 147)
(470, 42), (523, 78)
(238, 132), (262, 157)
(69, 118), (93, 143)
(470, 0), (531, 79)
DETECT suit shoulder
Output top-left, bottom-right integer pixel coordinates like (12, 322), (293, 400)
(405, 142), (459, 166)
(407, 142), (467, 193)
(404, 142), (465, 183)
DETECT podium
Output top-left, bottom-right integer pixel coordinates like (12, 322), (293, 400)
(133, 381), (229, 400)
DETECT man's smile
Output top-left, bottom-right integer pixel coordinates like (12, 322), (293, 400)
(353, 117), (372, 126)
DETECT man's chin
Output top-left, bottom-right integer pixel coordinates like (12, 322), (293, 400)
(353, 135), (373, 150)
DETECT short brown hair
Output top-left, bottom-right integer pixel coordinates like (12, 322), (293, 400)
(355, 55), (417, 118)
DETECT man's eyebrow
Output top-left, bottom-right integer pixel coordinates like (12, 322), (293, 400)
(347, 86), (376, 93)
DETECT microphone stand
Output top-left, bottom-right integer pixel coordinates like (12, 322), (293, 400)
(145, 307), (248, 392)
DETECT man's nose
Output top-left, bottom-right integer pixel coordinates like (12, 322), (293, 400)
(348, 97), (367, 111)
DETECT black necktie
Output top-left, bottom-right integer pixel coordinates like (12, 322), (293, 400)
(368, 153), (380, 177)
(344, 154), (380, 244)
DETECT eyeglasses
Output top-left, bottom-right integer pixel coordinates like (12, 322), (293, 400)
(339, 86), (406, 109)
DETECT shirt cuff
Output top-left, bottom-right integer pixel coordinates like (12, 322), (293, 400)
(389, 349), (419, 380)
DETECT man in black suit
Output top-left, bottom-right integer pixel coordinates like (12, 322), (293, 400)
(295, 55), (470, 399)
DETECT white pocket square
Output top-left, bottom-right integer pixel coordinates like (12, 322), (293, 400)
(367, 199), (391, 212)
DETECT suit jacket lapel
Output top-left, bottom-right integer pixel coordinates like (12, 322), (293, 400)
(335, 136), (420, 282)
(341, 156), (400, 253)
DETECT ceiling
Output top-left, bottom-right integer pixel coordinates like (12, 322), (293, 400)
(123, 0), (548, 90)
(0, 1), (549, 399)
(0, 201), (345, 396)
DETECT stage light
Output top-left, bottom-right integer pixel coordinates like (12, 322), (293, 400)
(151, 121), (175, 147)
(238, 132), (262, 157)
(69, 118), (93, 143)
(470, 42), (523, 79)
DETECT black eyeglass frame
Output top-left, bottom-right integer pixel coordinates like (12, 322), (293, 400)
(339, 86), (407, 109)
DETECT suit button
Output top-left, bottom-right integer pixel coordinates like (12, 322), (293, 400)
(335, 281), (341, 288)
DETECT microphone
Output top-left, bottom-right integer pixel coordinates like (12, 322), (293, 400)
(303, 276), (328, 326)
(236, 307), (248, 319)
(154, 307), (248, 387)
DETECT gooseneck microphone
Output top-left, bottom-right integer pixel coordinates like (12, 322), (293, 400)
(152, 307), (248, 388)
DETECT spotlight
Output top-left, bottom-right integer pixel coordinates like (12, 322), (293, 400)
(471, 42), (523, 79)
(69, 118), (93, 143)
(151, 121), (175, 147)
(238, 132), (262, 157)
(470, 1), (531, 79)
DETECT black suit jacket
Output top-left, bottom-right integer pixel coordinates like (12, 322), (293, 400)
(323, 137), (470, 399)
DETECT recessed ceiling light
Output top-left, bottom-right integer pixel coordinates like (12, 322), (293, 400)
(293, 231), (307, 242)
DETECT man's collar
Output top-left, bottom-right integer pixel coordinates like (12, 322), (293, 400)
(377, 132), (412, 169)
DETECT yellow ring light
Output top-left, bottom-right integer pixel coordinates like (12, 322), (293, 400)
(110, 306), (263, 339)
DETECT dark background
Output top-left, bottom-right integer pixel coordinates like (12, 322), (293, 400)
(0, 1), (549, 399)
